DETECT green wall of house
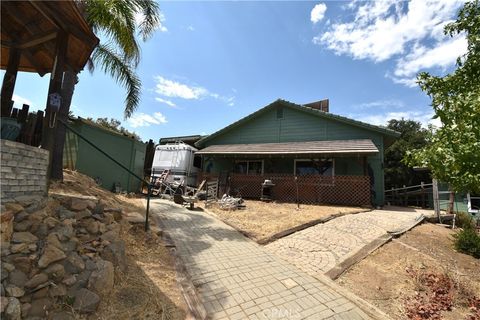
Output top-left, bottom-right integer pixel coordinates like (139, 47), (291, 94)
(202, 104), (388, 205)
(63, 119), (146, 193)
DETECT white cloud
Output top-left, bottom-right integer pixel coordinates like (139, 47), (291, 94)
(311, 3), (327, 24)
(155, 76), (208, 100)
(128, 112), (167, 128)
(155, 97), (177, 108)
(187, 25), (195, 31)
(353, 99), (405, 110)
(154, 76), (235, 106)
(314, 0), (466, 86)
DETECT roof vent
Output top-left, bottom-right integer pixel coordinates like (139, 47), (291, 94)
(305, 99), (329, 112)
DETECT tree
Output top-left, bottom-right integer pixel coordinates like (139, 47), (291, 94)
(384, 119), (429, 189)
(49, 0), (162, 180)
(86, 117), (142, 141)
(406, 1), (480, 194)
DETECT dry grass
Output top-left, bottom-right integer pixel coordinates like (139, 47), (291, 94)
(49, 170), (187, 320)
(337, 223), (480, 320)
(199, 200), (366, 243)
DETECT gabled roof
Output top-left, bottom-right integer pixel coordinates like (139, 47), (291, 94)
(196, 99), (400, 147)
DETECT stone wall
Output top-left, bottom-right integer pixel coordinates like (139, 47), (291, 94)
(1, 139), (49, 201)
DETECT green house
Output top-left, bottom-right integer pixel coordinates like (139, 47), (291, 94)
(195, 99), (399, 206)
(63, 117), (146, 193)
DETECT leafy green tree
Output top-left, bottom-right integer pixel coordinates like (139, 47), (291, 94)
(86, 117), (142, 141)
(384, 119), (429, 189)
(406, 1), (480, 194)
(50, 0), (162, 180)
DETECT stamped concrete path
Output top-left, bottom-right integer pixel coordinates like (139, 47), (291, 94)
(266, 209), (424, 279)
(150, 199), (389, 320)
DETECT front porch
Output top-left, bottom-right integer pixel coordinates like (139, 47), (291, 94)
(196, 139), (381, 206)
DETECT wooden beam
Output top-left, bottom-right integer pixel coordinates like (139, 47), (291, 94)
(16, 31), (57, 50)
(1, 47), (20, 116)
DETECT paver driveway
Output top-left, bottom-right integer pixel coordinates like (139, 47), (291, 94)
(266, 209), (423, 278)
(150, 199), (387, 320)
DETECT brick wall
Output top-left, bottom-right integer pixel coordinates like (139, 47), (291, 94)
(1, 139), (49, 201)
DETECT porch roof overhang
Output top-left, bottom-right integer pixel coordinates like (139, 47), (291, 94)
(196, 139), (379, 156)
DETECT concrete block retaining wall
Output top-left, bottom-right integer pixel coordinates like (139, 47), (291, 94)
(1, 139), (49, 201)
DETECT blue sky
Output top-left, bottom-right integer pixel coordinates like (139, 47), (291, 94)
(5, 1), (466, 142)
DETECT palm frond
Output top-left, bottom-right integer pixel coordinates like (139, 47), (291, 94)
(85, 0), (141, 66)
(131, 0), (162, 41)
(91, 44), (141, 118)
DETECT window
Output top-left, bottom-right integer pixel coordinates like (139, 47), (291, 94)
(234, 160), (264, 175)
(294, 159), (334, 176)
(193, 155), (202, 169)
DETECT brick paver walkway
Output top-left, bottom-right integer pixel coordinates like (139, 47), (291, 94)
(266, 210), (423, 277)
(150, 199), (387, 320)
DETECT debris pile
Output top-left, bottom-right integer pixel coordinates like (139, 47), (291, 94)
(1, 193), (129, 319)
(218, 194), (245, 210)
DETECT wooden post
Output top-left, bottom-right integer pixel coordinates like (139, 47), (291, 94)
(432, 179), (441, 223)
(42, 31), (68, 179)
(1, 47), (21, 116)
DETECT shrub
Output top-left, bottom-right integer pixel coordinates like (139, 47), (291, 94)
(455, 212), (476, 229)
(453, 227), (480, 259)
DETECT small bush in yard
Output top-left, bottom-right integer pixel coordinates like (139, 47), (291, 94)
(453, 224), (480, 259)
(456, 212), (476, 229)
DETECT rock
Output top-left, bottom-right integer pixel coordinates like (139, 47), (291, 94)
(28, 298), (52, 317)
(51, 310), (75, 320)
(49, 283), (67, 297)
(46, 233), (62, 250)
(93, 203), (105, 215)
(56, 207), (75, 220)
(75, 209), (91, 220)
(13, 220), (32, 232)
(72, 288), (100, 313)
(112, 210), (122, 222)
(5, 297), (21, 320)
(1, 296), (9, 313)
(4, 203), (24, 215)
(5, 285), (24, 298)
(18, 295), (31, 304)
(11, 232), (38, 244)
(100, 230), (119, 242)
(44, 264), (65, 282)
(33, 223), (49, 239)
(84, 258), (96, 271)
(25, 198), (48, 214)
(86, 220), (99, 234)
(25, 273), (49, 289)
(20, 303), (31, 318)
(10, 243), (29, 254)
(101, 240), (127, 272)
(1, 210), (14, 243)
(98, 222), (106, 234)
(8, 270), (28, 287)
(1, 283), (5, 296)
(44, 217), (59, 229)
(54, 220), (75, 241)
(64, 252), (85, 274)
(1, 269), (8, 281)
(27, 209), (47, 223)
(11, 257), (32, 274)
(28, 243), (37, 252)
(32, 287), (49, 299)
(13, 211), (28, 223)
(15, 195), (42, 207)
(3, 262), (15, 272)
(38, 245), (66, 268)
(62, 274), (77, 286)
(70, 198), (90, 211)
(88, 260), (114, 296)
(61, 239), (79, 253)
(102, 213), (114, 225)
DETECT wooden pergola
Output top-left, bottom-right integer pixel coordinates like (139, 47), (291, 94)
(0, 0), (98, 116)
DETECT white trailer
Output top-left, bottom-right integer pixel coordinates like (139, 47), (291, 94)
(151, 142), (200, 187)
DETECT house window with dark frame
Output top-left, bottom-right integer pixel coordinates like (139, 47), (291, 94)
(294, 159), (334, 176)
(234, 160), (264, 175)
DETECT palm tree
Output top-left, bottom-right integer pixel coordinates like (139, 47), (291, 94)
(50, 0), (162, 180)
